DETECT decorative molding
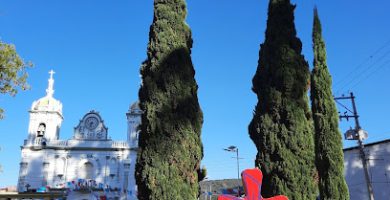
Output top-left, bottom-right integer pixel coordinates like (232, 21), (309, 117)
(73, 111), (108, 141)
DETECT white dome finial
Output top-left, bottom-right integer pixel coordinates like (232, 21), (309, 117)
(30, 69), (62, 114)
(46, 70), (55, 97)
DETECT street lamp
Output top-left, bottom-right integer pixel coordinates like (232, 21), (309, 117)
(224, 145), (240, 196)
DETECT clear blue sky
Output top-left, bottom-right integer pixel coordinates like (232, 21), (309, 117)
(1, 0), (390, 186)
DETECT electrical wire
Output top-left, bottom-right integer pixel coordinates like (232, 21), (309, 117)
(349, 59), (390, 90)
(336, 46), (390, 94)
(334, 38), (390, 92)
(335, 99), (353, 114)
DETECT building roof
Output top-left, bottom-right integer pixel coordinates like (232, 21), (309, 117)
(343, 139), (390, 151)
(129, 101), (140, 111)
(31, 96), (62, 113)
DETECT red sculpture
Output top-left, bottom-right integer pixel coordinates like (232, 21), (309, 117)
(218, 168), (288, 200)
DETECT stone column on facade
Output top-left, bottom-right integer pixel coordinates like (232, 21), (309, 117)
(105, 155), (109, 185)
(64, 154), (71, 182)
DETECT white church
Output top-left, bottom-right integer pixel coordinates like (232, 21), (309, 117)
(17, 70), (141, 200)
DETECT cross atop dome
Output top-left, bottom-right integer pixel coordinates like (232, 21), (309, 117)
(49, 70), (55, 80)
(46, 69), (55, 97)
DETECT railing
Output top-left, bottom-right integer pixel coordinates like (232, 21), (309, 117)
(25, 139), (131, 149)
(48, 140), (68, 146)
(23, 137), (135, 150)
(35, 137), (43, 145)
(111, 141), (129, 148)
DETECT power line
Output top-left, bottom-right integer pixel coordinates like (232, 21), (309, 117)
(349, 59), (390, 90)
(334, 38), (390, 91)
(335, 99), (353, 114)
(336, 47), (390, 94)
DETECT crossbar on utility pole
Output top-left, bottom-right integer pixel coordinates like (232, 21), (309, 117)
(335, 92), (374, 200)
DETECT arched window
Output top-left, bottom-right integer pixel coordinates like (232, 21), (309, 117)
(83, 162), (94, 180)
(37, 123), (46, 137)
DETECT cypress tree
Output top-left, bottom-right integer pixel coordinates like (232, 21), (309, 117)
(248, 0), (317, 199)
(135, 0), (203, 199)
(311, 8), (349, 200)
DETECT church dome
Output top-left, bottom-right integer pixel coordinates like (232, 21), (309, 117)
(129, 101), (140, 111)
(31, 70), (63, 114)
(32, 95), (63, 113)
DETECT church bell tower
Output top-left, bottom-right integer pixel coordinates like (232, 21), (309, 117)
(27, 70), (63, 142)
(126, 101), (142, 146)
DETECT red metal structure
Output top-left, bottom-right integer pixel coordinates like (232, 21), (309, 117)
(218, 168), (288, 200)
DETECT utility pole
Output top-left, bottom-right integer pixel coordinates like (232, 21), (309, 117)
(235, 148), (241, 196)
(334, 92), (374, 200)
(224, 146), (242, 197)
(235, 148), (240, 181)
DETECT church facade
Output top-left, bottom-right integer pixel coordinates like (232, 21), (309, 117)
(17, 71), (141, 200)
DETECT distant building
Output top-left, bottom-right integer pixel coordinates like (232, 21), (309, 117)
(199, 179), (242, 200)
(17, 71), (141, 199)
(344, 139), (390, 200)
(0, 185), (17, 192)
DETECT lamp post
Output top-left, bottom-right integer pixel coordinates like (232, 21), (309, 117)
(224, 145), (240, 196)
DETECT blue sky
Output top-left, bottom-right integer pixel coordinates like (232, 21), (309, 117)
(1, 0), (390, 186)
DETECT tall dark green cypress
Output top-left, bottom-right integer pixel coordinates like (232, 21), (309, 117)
(135, 0), (203, 199)
(248, 0), (317, 199)
(311, 8), (349, 200)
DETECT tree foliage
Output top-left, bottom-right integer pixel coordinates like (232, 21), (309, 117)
(0, 39), (31, 119)
(135, 0), (203, 199)
(248, 0), (317, 199)
(310, 8), (349, 200)
(197, 166), (207, 182)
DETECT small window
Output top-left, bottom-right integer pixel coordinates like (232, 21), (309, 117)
(20, 162), (28, 176)
(124, 163), (131, 169)
(37, 123), (46, 137)
(124, 172), (129, 189)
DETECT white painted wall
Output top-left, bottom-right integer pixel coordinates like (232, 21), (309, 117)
(18, 126), (139, 200)
(18, 103), (140, 200)
(344, 140), (390, 200)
